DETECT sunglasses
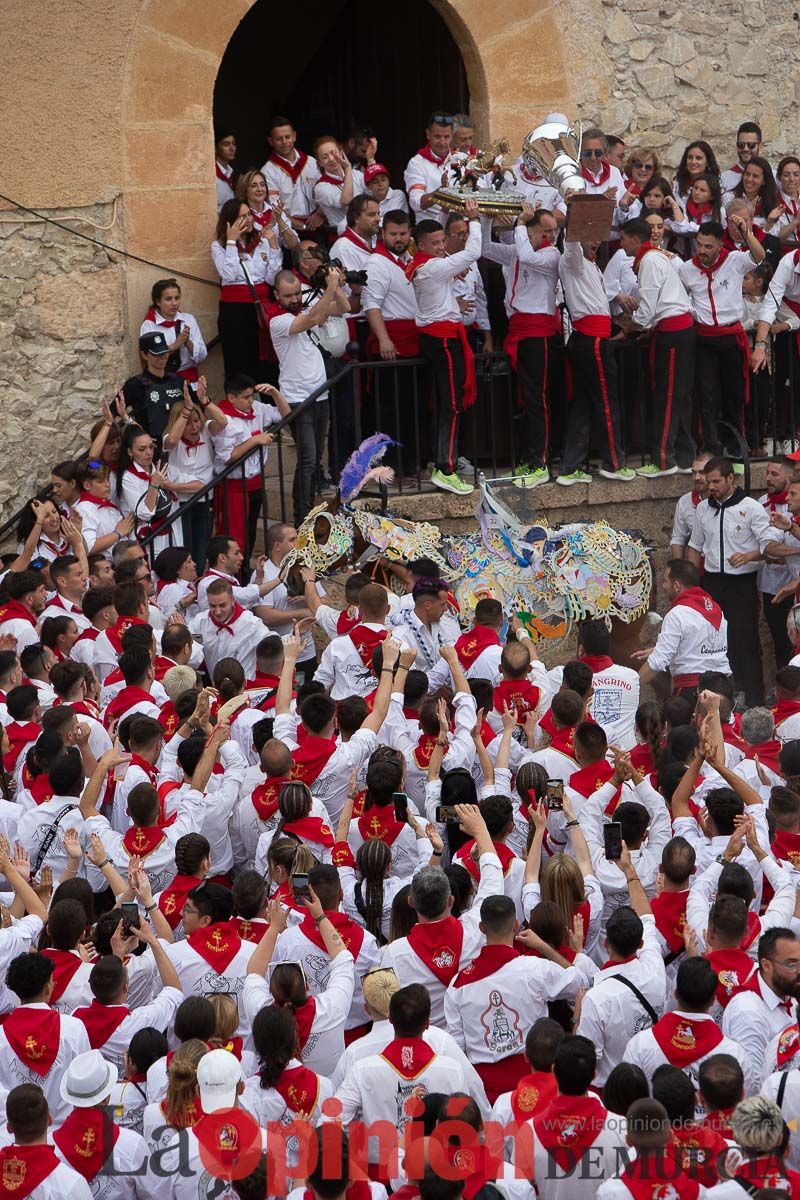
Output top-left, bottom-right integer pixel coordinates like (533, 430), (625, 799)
(581, 149), (605, 158)
(430, 114), (453, 127)
(737, 141), (759, 150)
(632, 160), (654, 171)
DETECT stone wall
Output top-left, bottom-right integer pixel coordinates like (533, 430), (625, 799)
(0, 203), (128, 527)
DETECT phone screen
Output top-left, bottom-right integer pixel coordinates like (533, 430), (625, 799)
(121, 902), (140, 935)
(292, 873), (310, 903)
(603, 822), (623, 861)
(435, 805), (458, 823)
(546, 779), (564, 811)
(393, 792), (409, 822)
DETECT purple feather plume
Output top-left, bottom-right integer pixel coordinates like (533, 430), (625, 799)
(339, 433), (397, 502)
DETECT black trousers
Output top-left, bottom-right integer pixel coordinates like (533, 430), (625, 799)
(292, 399), (330, 524)
(763, 590), (794, 668)
(648, 325), (695, 469)
(561, 331), (625, 474)
(516, 336), (558, 468)
(419, 331), (467, 474)
(695, 334), (748, 455)
(702, 571), (764, 706)
(218, 302), (275, 384)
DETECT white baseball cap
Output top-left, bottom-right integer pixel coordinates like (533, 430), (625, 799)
(60, 1050), (117, 1108)
(197, 1049), (243, 1113)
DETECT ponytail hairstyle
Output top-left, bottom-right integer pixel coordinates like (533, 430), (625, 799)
(389, 883), (417, 942)
(267, 837), (316, 888)
(174, 833), (211, 878)
(208, 993), (239, 1048)
(25, 730), (64, 782)
(212, 656), (246, 703)
(354, 840), (391, 944)
(253, 1005), (299, 1089)
(269, 962), (308, 1010)
(272, 782), (313, 843)
(163, 1039), (208, 1128)
(635, 700), (664, 774)
(515, 761), (549, 850)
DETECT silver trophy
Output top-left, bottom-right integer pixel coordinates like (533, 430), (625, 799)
(521, 119), (586, 197)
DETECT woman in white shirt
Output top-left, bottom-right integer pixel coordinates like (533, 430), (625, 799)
(162, 383), (227, 569)
(140, 278), (207, 384)
(212, 198), (283, 383)
(115, 423), (182, 557)
(235, 168), (299, 250)
(153, 545), (198, 620)
(776, 156), (800, 247)
(73, 459), (132, 558)
(312, 136), (364, 233)
(16, 497), (72, 566)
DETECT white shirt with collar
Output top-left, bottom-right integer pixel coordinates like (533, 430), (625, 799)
(314, 622), (386, 699)
(559, 241), (611, 326)
(0, 1003), (91, 1124)
(209, 400), (281, 480)
(189, 606), (266, 679)
(312, 170), (365, 234)
(634, 247), (693, 328)
(262, 150), (320, 219)
(722, 970), (797, 1080)
(686, 856), (794, 957)
(196, 567), (262, 612)
(678, 249), (755, 326)
(0, 612), (40, 654)
(671, 491), (702, 550)
(139, 308), (207, 375)
(85, 788), (207, 894)
(759, 492), (797, 595)
(758, 246), (800, 324)
(409, 220), (482, 326)
(389, 689), (477, 810)
(72, 987), (184, 1076)
(404, 150), (453, 224)
(511, 163), (566, 213)
(761, 1069), (800, 1170)
(426, 641), (503, 691)
(333, 1043), (469, 1139)
(646, 598), (731, 679)
(362, 247), (417, 321)
(452, 259), (490, 330)
(271, 915), (382, 1031)
(272, 711), (378, 828)
(481, 221), (560, 318)
(626, 1008), (758, 1099)
(210, 239), (283, 288)
(388, 606), (451, 672)
(581, 162), (625, 199)
(40, 595), (91, 632)
(689, 492), (773, 575)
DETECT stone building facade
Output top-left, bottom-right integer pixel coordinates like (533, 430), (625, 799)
(0, 0), (796, 524)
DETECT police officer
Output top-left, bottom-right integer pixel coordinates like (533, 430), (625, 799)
(122, 331), (185, 446)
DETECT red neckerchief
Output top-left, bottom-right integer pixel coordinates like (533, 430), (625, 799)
(247, 671), (281, 690)
(453, 942), (519, 988)
(340, 227), (374, 254)
(144, 305), (178, 329)
(27, 773), (53, 807)
(187, 920), (243, 973)
(335, 607), (360, 634)
(739, 910), (762, 952)
(159, 700), (179, 737)
(290, 734), (337, 785)
(274, 1063), (321, 1115)
(705, 947), (756, 1009)
(700, 1106), (735, 1139)
(0, 599), (37, 629)
(305, 1184), (373, 1200)
(772, 829), (800, 870)
(651, 1012), (723, 1066)
(569, 760), (622, 815)
(250, 776), (287, 821)
(358, 803), (405, 846)
(215, 162), (232, 184)
(691, 247), (730, 276)
(70, 699), (99, 722)
(3, 1008), (60, 1075)
(40, 949), (83, 1003)
(53, 1107), (121, 1181)
(48, 594), (82, 616)
(268, 150), (309, 184)
(160, 1094), (205, 1130)
(691, 490), (702, 508)
(158, 873), (200, 929)
(78, 490), (117, 510)
(179, 435), (203, 454)
(533, 1093), (608, 1170)
(289, 996), (316, 1048)
(249, 206), (273, 232)
(379, 1036), (436, 1078)
(578, 653), (614, 673)
(776, 1022), (800, 1068)
(510, 1070), (557, 1124)
(742, 738), (783, 775)
(283, 816), (334, 847)
(209, 602), (245, 635)
(0, 1145), (61, 1198)
(492, 679), (540, 724)
(405, 251), (435, 282)
(130, 754), (159, 785)
(671, 586), (724, 631)
(454, 840), (516, 882)
(3, 722), (41, 773)
(106, 614), (148, 654)
(581, 161), (611, 187)
(122, 824), (165, 858)
(764, 489), (790, 512)
(234, 919), (269, 945)
(373, 241), (410, 270)
(406, 916), (464, 986)
(650, 890), (689, 954)
(455, 625), (501, 669)
(102, 686), (155, 730)
(773, 697), (800, 725)
(621, 1152), (701, 1200)
(317, 172), (345, 187)
(733, 1156), (800, 1197)
(348, 625), (387, 669)
(299, 909), (365, 958)
(629, 742), (656, 774)
(75, 627), (100, 643)
(686, 198), (714, 223)
(539, 710), (579, 758)
(219, 398), (255, 422)
(631, 241), (657, 273)
(417, 144), (447, 165)
(72, 1000), (130, 1051)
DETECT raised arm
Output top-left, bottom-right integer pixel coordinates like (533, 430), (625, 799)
(276, 633), (301, 716)
(363, 637), (404, 734)
(524, 800), (547, 885)
(618, 845), (652, 917)
(247, 898), (288, 977)
(0, 837), (47, 923)
(80, 746), (126, 820)
(300, 885), (347, 961)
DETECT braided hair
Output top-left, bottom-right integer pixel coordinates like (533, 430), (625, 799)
(272, 781), (313, 844)
(354, 840), (391, 944)
(174, 833), (211, 877)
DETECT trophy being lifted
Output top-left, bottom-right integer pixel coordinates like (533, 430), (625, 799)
(429, 137), (523, 218)
(521, 118), (615, 242)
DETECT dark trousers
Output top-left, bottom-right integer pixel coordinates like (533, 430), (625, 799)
(218, 302), (274, 384)
(181, 500), (214, 572)
(695, 334), (748, 455)
(370, 360), (427, 477)
(516, 336), (558, 468)
(419, 331), (466, 474)
(292, 399), (330, 524)
(561, 332), (625, 474)
(649, 325), (696, 469)
(763, 590), (794, 668)
(703, 571), (764, 706)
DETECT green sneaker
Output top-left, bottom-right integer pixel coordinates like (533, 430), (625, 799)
(512, 463), (533, 489)
(528, 467), (550, 489)
(431, 469), (474, 495)
(556, 470), (592, 486)
(634, 463), (677, 478)
(600, 467), (637, 481)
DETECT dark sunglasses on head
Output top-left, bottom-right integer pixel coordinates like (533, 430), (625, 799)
(581, 149), (605, 158)
(738, 141), (758, 149)
(430, 114), (453, 126)
(632, 160), (654, 171)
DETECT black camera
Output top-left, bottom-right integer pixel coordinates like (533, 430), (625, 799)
(310, 255), (368, 290)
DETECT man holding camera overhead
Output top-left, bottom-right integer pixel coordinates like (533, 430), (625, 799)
(270, 266), (350, 523)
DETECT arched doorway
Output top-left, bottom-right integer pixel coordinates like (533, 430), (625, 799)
(214, 0), (469, 179)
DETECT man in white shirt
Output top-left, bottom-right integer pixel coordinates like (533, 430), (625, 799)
(256, 522), (319, 681)
(404, 112), (456, 225)
(678, 219), (763, 457)
(406, 197), (481, 495)
(270, 267), (350, 523)
(39, 556), (90, 632)
(687, 456), (772, 706)
(722, 925), (800, 1079)
(197, 535), (276, 612)
(575, 618), (639, 749)
(720, 121), (765, 194)
(759, 456), (800, 666)
(670, 453), (711, 557)
(17, 752), (106, 891)
(330, 194), (378, 283)
(389, 578), (454, 672)
(426, 597), (504, 691)
(261, 116), (322, 233)
(752, 242), (800, 378)
(578, 128), (625, 200)
(0, 1084), (92, 1200)
(0, 570), (46, 654)
(189, 578), (266, 680)
(444, 213), (492, 346)
(315, 582), (389, 699)
(165, 882), (252, 1021)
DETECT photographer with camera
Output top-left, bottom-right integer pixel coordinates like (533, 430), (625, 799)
(270, 266), (350, 523)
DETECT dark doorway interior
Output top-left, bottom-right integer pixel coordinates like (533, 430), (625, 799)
(214, 0), (469, 182)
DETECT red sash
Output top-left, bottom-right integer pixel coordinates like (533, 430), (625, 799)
(53, 1107), (121, 1181)
(283, 816), (334, 848)
(348, 625), (388, 670)
(268, 150), (309, 185)
(651, 1012), (723, 1066)
(274, 1063), (321, 1115)
(0, 599), (37, 629)
(299, 910), (365, 958)
(650, 890), (689, 955)
(290, 734), (337, 785)
(358, 804), (405, 846)
(418, 320), (477, 408)
(122, 824), (165, 859)
(509, 1070), (557, 1124)
(671, 587), (723, 630)
(406, 916), (465, 986)
(0, 1145), (60, 1198)
(158, 873), (199, 930)
(504, 311), (561, 373)
(492, 679), (540, 724)
(40, 948), (84, 1003)
(366, 317), (421, 360)
(569, 760), (622, 815)
(454, 840), (517, 883)
(72, 1000), (129, 1050)
(251, 776), (288, 821)
(379, 1036), (436, 1078)
(187, 921), (243, 973)
(453, 943), (519, 987)
(573, 315), (612, 337)
(533, 1093), (608, 1170)
(3, 1008), (60, 1075)
(3, 722), (40, 773)
(705, 947), (756, 1008)
(103, 686), (155, 730)
(455, 625), (501, 670)
(772, 829), (800, 870)
(621, 1154), (700, 1200)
